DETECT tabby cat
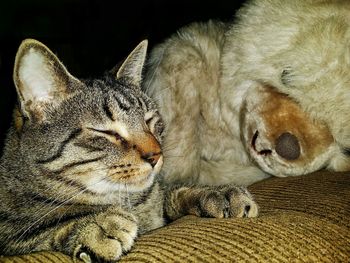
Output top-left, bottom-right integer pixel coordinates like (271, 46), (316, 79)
(0, 39), (258, 262)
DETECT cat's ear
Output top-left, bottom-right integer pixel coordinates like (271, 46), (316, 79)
(116, 40), (148, 87)
(13, 39), (81, 121)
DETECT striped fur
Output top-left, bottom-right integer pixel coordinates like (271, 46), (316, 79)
(0, 39), (258, 262)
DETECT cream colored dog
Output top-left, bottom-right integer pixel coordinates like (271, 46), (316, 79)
(145, 0), (350, 186)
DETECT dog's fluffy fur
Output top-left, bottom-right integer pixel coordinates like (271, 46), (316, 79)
(145, 0), (350, 186)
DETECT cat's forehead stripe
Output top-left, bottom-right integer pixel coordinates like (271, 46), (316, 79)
(113, 92), (131, 111)
(103, 99), (115, 121)
(115, 85), (137, 108)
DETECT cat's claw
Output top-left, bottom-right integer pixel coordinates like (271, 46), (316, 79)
(78, 252), (92, 263)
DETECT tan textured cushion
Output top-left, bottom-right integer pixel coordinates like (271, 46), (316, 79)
(1, 171), (349, 262)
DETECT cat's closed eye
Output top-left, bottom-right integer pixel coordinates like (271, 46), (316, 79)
(87, 127), (126, 143)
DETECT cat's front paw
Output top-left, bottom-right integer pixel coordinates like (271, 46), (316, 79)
(196, 185), (258, 218)
(73, 210), (138, 263)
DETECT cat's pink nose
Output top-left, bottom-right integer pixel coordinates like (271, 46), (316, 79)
(134, 132), (162, 167)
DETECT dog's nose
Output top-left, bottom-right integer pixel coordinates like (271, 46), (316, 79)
(251, 131), (272, 156)
(275, 132), (300, 160)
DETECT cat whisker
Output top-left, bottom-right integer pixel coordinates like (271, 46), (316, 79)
(144, 48), (165, 92)
(1, 38), (171, 258)
(158, 86), (172, 94)
(118, 184), (121, 205)
(151, 76), (197, 104)
(125, 183), (131, 209)
(152, 87), (172, 102)
(161, 142), (180, 152)
(162, 142), (178, 149)
(10, 177), (108, 248)
(163, 155), (185, 158)
(13, 166), (113, 207)
(151, 93), (170, 105)
(162, 137), (181, 144)
(161, 146), (181, 153)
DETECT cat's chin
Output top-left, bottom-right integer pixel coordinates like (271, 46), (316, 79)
(121, 169), (159, 191)
(124, 156), (163, 192)
(86, 172), (154, 195)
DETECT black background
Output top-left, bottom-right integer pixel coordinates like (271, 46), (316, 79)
(0, 0), (246, 152)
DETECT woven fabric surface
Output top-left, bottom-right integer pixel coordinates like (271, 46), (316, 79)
(1, 171), (349, 263)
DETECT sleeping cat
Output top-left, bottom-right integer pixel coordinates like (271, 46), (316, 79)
(0, 39), (258, 262)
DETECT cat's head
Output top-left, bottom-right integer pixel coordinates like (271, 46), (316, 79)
(12, 39), (164, 197)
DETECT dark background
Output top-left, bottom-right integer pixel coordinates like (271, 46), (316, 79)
(0, 0), (245, 152)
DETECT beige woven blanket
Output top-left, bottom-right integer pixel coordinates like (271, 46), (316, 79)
(1, 171), (349, 262)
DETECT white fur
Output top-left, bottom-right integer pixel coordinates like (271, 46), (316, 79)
(18, 48), (55, 103)
(110, 121), (130, 140)
(85, 156), (163, 197)
(145, 0), (350, 186)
